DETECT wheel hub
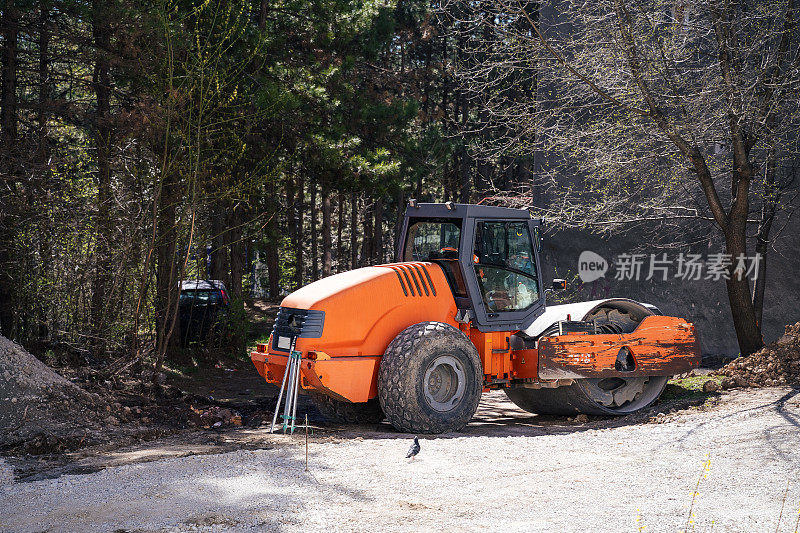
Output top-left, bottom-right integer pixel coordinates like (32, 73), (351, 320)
(423, 355), (466, 412)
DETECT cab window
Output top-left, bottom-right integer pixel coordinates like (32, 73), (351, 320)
(473, 221), (539, 312)
(403, 218), (467, 298)
(404, 219), (461, 261)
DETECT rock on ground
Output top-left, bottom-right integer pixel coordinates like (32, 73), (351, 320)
(0, 335), (108, 454)
(718, 321), (800, 388)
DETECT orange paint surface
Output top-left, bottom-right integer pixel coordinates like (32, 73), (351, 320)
(281, 262), (457, 357)
(537, 315), (701, 379)
(510, 349), (539, 379)
(252, 266), (701, 403)
(466, 329), (514, 380)
(251, 262), (457, 402)
(251, 351), (380, 402)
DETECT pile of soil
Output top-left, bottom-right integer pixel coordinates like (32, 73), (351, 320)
(1, 333), (278, 462)
(0, 335), (112, 454)
(716, 321), (800, 388)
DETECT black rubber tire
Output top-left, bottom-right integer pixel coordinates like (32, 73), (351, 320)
(309, 392), (384, 424)
(378, 322), (482, 434)
(504, 377), (668, 416)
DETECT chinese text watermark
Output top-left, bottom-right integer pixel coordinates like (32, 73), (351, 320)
(578, 251), (762, 283)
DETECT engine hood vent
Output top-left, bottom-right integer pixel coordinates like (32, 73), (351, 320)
(380, 263), (437, 297)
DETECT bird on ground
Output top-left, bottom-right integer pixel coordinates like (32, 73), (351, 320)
(406, 436), (420, 461)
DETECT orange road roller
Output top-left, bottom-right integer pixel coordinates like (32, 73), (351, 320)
(251, 202), (701, 433)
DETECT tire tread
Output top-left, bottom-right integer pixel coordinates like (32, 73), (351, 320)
(378, 322), (481, 434)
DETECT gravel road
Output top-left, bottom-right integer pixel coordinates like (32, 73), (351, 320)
(1, 387), (799, 533)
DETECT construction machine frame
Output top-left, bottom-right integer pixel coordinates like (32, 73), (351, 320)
(252, 202), (700, 433)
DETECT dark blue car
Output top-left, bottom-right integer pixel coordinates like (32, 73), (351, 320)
(178, 280), (230, 346)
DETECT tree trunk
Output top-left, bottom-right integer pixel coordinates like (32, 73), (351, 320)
(90, 0), (113, 353)
(752, 150), (778, 327)
(266, 204), (280, 299)
(423, 34), (432, 120)
(458, 154), (471, 203)
(752, 240), (768, 328)
(350, 193), (358, 269)
(36, 2), (52, 340)
(294, 174), (304, 288)
(154, 170), (181, 371)
(226, 202), (244, 302)
(0, 4), (20, 337)
(257, 0), (269, 29)
(724, 226), (763, 356)
(209, 210), (228, 282)
(441, 31), (449, 124)
(310, 179), (318, 281)
(336, 191), (343, 272)
(1, 5), (18, 152)
(322, 188), (332, 277)
(37, 3), (50, 171)
(394, 190), (404, 261)
(373, 197), (383, 263)
(286, 175), (296, 287)
(227, 201), (246, 355)
(362, 202), (373, 266)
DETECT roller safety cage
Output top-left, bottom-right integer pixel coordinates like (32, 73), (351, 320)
(251, 202), (700, 433)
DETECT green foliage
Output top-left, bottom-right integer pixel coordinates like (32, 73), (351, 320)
(0, 0), (479, 365)
(662, 376), (723, 402)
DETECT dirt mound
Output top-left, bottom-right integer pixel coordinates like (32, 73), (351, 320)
(0, 335), (111, 454)
(717, 321), (800, 388)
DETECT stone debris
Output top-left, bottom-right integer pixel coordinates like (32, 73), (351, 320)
(187, 405), (243, 429)
(717, 321), (800, 388)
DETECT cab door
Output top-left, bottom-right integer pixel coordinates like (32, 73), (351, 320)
(462, 218), (546, 332)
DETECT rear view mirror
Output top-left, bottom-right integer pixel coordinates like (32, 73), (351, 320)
(552, 278), (566, 291)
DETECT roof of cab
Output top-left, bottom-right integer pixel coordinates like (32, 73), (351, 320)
(403, 202), (534, 220)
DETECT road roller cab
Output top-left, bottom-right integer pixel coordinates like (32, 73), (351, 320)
(251, 202), (701, 433)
